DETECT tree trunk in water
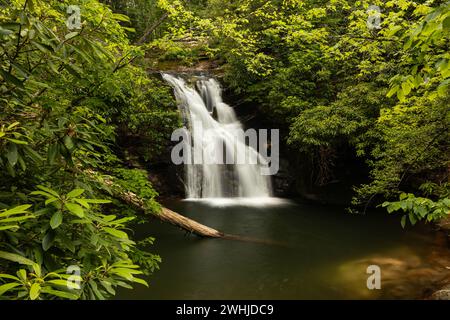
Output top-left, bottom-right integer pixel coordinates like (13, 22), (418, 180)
(115, 190), (225, 238)
(101, 174), (224, 238)
(86, 170), (287, 242)
(158, 207), (224, 238)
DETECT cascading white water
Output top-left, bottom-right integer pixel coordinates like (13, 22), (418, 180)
(163, 73), (273, 199)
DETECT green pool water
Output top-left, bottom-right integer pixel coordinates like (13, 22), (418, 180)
(116, 199), (448, 300)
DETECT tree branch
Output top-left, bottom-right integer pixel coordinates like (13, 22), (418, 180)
(136, 12), (169, 45)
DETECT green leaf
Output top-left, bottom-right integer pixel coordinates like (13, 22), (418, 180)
(30, 191), (56, 199)
(437, 79), (450, 96)
(0, 69), (24, 88)
(386, 204), (395, 214)
(6, 161), (15, 177)
(100, 280), (115, 295)
(50, 211), (63, 229)
(102, 227), (128, 239)
(111, 269), (133, 281)
(48, 61), (59, 74)
(0, 283), (20, 296)
(73, 198), (90, 208)
(40, 287), (79, 300)
(116, 281), (132, 289)
(29, 283), (41, 300)
(69, 44), (93, 63)
(0, 204), (31, 216)
(386, 25), (402, 37)
(48, 279), (80, 290)
(400, 215), (407, 228)
(30, 40), (52, 53)
(18, 156), (26, 171)
(17, 269), (27, 282)
(131, 277), (148, 287)
(401, 81), (411, 96)
(45, 197), (58, 206)
(42, 232), (56, 251)
(111, 267), (142, 281)
(36, 186), (59, 197)
(0, 215), (35, 223)
(387, 84), (399, 98)
(6, 138), (28, 145)
(63, 63), (81, 78)
(33, 208), (52, 216)
(8, 122), (22, 132)
(32, 264), (41, 278)
(0, 27), (13, 35)
(89, 280), (106, 300)
(408, 213), (417, 225)
(0, 225), (19, 231)
(416, 205), (428, 218)
(0, 274), (20, 281)
(110, 217), (134, 225)
(22, 145), (44, 162)
(47, 143), (58, 165)
(6, 143), (18, 167)
(112, 13), (130, 22)
(443, 16), (450, 30)
(64, 203), (84, 217)
(65, 32), (79, 40)
(85, 199), (111, 204)
(64, 136), (74, 150)
(27, 0), (35, 12)
(66, 189), (85, 198)
(0, 251), (35, 265)
(396, 88), (405, 101)
(103, 215), (116, 222)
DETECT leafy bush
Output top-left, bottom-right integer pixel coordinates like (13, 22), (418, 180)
(0, 0), (168, 299)
(113, 168), (161, 214)
(0, 187), (151, 300)
(382, 193), (450, 228)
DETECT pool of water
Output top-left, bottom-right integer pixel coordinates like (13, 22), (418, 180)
(116, 199), (449, 299)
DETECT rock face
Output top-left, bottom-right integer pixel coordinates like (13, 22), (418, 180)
(147, 60), (222, 75)
(147, 163), (185, 199)
(430, 218), (450, 300)
(336, 240), (450, 299)
(271, 158), (296, 197)
(437, 217), (450, 232)
(431, 284), (450, 300)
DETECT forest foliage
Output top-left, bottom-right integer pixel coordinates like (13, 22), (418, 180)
(122, 0), (449, 223)
(0, 0), (449, 299)
(0, 0), (175, 300)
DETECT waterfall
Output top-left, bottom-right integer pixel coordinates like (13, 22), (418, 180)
(163, 73), (273, 200)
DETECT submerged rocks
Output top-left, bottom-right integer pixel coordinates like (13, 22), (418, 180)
(437, 217), (450, 233)
(336, 245), (450, 299)
(430, 284), (450, 300)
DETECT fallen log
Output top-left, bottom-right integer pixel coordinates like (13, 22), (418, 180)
(85, 170), (287, 243)
(110, 182), (287, 243)
(94, 171), (224, 238)
(158, 207), (224, 238)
